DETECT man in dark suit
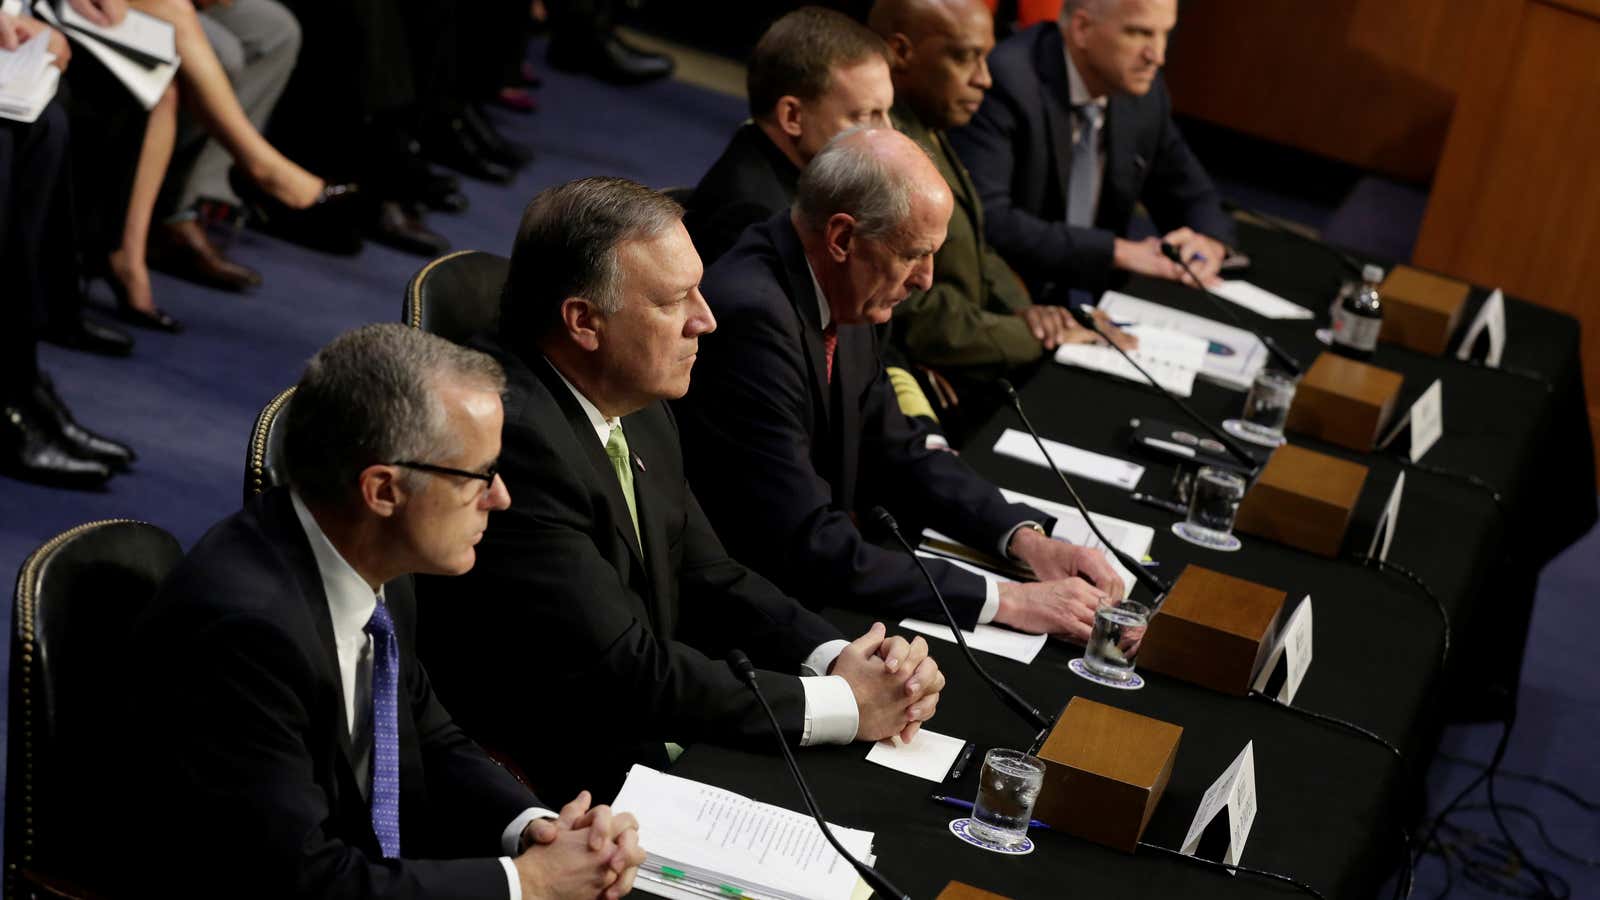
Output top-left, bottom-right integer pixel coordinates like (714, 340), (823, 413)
(129, 324), (642, 899)
(948, 0), (1236, 303)
(417, 177), (944, 805)
(683, 7), (892, 266)
(677, 127), (1128, 643)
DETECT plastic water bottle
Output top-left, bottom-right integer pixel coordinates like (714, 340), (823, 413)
(1332, 264), (1385, 360)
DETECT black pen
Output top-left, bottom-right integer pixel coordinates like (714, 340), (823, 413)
(946, 741), (976, 781)
(1131, 491), (1188, 516)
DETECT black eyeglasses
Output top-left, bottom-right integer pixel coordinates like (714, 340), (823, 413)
(390, 460), (499, 485)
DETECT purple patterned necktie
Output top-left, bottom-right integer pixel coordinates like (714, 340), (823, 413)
(365, 599), (402, 858)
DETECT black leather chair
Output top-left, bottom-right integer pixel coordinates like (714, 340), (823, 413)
(6, 520), (183, 899)
(402, 250), (509, 344)
(244, 386), (294, 503)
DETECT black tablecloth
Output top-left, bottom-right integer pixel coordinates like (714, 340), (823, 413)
(667, 225), (1594, 900)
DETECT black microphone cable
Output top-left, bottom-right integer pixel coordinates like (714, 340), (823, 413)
(1136, 839), (1330, 900)
(1393, 457), (1507, 514)
(1349, 555), (1451, 673)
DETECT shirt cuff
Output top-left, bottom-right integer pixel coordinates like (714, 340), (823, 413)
(501, 807), (559, 855)
(500, 858), (520, 900)
(978, 581), (1000, 624)
(800, 639), (850, 677)
(999, 520), (1043, 558)
(799, 675), (859, 745)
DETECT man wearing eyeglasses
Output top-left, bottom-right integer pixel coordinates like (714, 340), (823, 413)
(415, 176), (946, 806)
(127, 324), (644, 899)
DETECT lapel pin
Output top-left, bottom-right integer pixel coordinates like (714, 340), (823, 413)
(635, 454), (646, 472)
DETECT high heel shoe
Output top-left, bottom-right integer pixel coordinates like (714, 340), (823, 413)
(230, 167), (364, 256)
(101, 264), (184, 334)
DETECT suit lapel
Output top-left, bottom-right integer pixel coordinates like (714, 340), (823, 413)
(773, 218), (834, 433)
(1035, 28), (1077, 218)
(832, 326), (864, 511)
(624, 418), (677, 637)
(1101, 94), (1137, 230)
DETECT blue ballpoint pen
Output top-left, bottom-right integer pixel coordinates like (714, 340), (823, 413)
(929, 794), (1051, 830)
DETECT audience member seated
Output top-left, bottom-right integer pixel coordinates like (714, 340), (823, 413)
(150, 0), (304, 293)
(949, 0), (1236, 302)
(869, 0), (1134, 393)
(416, 177), (944, 804)
(1, 67), (135, 488)
(126, 324), (644, 899)
(683, 6), (891, 266)
(677, 128), (1128, 641)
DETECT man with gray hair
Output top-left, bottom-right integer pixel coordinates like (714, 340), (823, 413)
(950, 0), (1236, 302)
(129, 323), (644, 899)
(417, 176), (945, 805)
(678, 127), (1130, 644)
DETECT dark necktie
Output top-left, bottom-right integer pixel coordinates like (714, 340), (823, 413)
(823, 324), (838, 384)
(365, 600), (402, 858)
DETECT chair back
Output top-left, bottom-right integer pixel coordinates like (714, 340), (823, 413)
(6, 520), (183, 899)
(402, 250), (510, 344)
(244, 386), (294, 504)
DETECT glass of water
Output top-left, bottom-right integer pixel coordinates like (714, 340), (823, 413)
(1084, 600), (1150, 681)
(1239, 370), (1297, 444)
(969, 749), (1046, 847)
(1172, 466), (1247, 551)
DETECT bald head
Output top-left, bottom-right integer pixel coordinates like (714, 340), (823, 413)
(869, 0), (995, 129)
(794, 127), (952, 326)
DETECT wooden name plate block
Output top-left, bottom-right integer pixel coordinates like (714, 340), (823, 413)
(1031, 697), (1182, 853)
(1379, 266), (1470, 356)
(1138, 566), (1288, 696)
(937, 883), (1011, 900)
(1285, 352), (1404, 452)
(1234, 443), (1368, 557)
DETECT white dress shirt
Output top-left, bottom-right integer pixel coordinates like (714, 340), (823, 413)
(806, 264), (1023, 625)
(1063, 47), (1110, 226)
(291, 493), (549, 900)
(546, 360), (859, 744)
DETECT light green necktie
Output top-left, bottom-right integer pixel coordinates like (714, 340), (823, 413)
(605, 424), (641, 545)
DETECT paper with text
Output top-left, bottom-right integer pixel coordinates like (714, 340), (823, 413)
(864, 728), (966, 782)
(1408, 380), (1444, 462)
(992, 428), (1144, 491)
(1053, 324), (1207, 397)
(1456, 289), (1506, 366)
(1252, 597), (1314, 704)
(998, 487), (1155, 598)
(35, 2), (176, 109)
(613, 765), (874, 900)
(1097, 292), (1270, 390)
(1213, 280), (1315, 320)
(1181, 741), (1257, 871)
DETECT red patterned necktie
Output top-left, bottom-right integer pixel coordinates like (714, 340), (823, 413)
(823, 325), (838, 384)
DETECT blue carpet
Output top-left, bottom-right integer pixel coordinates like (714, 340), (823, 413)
(3, 47), (1596, 897)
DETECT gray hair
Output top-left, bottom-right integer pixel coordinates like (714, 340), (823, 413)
(284, 323), (506, 507)
(501, 177), (684, 340)
(1059, 0), (1117, 20)
(792, 126), (915, 240)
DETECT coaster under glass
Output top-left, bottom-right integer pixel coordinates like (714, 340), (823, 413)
(1171, 521), (1243, 552)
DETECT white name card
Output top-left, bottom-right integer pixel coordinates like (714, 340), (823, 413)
(1181, 741), (1258, 872)
(1378, 379), (1445, 462)
(1368, 472), (1405, 562)
(1455, 288), (1506, 367)
(1252, 597), (1314, 704)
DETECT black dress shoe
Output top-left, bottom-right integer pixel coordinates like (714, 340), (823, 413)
(44, 315), (134, 357)
(369, 201), (451, 257)
(548, 31), (674, 85)
(0, 403), (112, 489)
(101, 272), (184, 334)
(418, 171), (469, 214)
(230, 168), (364, 255)
(419, 122), (515, 184)
(30, 374), (136, 469)
(461, 106), (535, 168)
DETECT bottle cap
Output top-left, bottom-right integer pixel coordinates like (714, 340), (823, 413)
(1362, 264), (1385, 284)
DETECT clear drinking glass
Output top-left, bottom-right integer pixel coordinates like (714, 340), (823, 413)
(969, 749), (1047, 847)
(1239, 370), (1297, 444)
(1083, 600), (1150, 681)
(1173, 466), (1247, 550)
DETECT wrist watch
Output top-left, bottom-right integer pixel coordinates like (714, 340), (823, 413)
(1009, 522), (1047, 558)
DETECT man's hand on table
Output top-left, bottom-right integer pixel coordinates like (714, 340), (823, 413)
(519, 791), (644, 900)
(832, 621), (945, 744)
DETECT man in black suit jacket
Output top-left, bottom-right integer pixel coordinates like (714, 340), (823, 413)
(948, 0), (1236, 302)
(129, 324), (642, 899)
(677, 127), (1128, 643)
(683, 7), (892, 265)
(417, 177), (944, 805)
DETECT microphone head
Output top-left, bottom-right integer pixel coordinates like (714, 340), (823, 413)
(1067, 303), (1099, 330)
(995, 378), (1018, 401)
(726, 650), (756, 683)
(869, 505), (899, 534)
(1160, 241), (1183, 263)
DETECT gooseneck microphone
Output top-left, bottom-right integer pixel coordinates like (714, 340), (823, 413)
(870, 507), (1051, 734)
(995, 380), (1174, 599)
(1061, 309), (1262, 475)
(1158, 241), (1304, 377)
(725, 651), (913, 900)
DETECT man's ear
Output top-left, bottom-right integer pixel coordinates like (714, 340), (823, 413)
(773, 96), (805, 139)
(823, 213), (857, 263)
(882, 31), (915, 70)
(1064, 9), (1093, 48)
(358, 464), (404, 519)
(559, 297), (603, 352)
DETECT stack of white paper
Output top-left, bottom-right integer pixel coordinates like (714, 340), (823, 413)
(613, 765), (874, 900)
(991, 427), (1144, 491)
(998, 487), (1155, 597)
(1213, 280), (1314, 320)
(33, 3), (176, 109)
(1053, 323), (1208, 396)
(1097, 292), (1271, 390)
(0, 28), (59, 123)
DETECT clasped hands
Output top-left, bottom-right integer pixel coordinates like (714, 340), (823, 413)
(993, 526), (1128, 643)
(830, 622), (945, 745)
(514, 791), (645, 900)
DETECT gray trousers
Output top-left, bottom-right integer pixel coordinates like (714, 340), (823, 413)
(161, 0), (302, 216)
